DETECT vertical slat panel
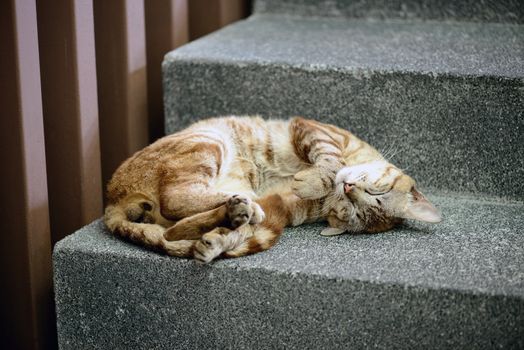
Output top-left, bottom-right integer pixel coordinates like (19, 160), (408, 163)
(0, 0), (54, 349)
(219, 0), (251, 25)
(37, 0), (103, 244)
(145, 0), (189, 141)
(94, 0), (149, 190)
(189, 0), (221, 40)
(189, 0), (250, 40)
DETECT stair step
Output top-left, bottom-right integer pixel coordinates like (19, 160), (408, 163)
(163, 15), (524, 199)
(54, 192), (524, 349)
(254, 0), (524, 24)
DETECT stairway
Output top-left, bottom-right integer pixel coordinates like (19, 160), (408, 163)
(54, 1), (524, 348)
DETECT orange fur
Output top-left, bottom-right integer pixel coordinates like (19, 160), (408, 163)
(104, 116), (439, 262)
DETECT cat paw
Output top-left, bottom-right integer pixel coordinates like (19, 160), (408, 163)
(226, 195), (265, 228)
(193, 231), (223, 263)
(250, 201), (265, 224)
(292, 167), (334, 200)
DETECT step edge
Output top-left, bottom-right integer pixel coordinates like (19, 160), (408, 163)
(164, 53), (524, 81)
(53, 230), (524, 301)
(250, 12), (524, 26)
(252, 1), (524, 25)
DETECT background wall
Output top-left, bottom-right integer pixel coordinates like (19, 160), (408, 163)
(0, 0), (250, 348)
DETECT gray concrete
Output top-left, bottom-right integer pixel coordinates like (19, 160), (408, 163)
(54, 192), (524, 349)
(55, 7), (524, 349)
(254, 0), (524, 24)
(163, 16), (524, 199)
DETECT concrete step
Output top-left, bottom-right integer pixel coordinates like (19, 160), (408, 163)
(254, 0), (524, 24)
(162, 15), (524, 199)
(54, 192), (524, 349)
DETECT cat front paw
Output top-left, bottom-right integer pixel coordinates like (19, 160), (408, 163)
(226, 195), (265, 228)
(292, 167), (334, 200)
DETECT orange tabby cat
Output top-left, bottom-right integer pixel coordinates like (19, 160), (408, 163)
(104, 116), (441, 262)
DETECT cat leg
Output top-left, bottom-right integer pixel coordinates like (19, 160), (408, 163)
(192, 227), (253, 263)
(221, 193), (294, 258)
(159, 179), (231, 220)
(158, 135), (266, 222)
(290, 117), (347, 167)
(159, 164), (262, 222)
(154, 136), (239, 220)
(164, 194), (265, 241)
(193, 193), (311, 262)
(190, 193), (291, 262)
(289, 117), (348, 199)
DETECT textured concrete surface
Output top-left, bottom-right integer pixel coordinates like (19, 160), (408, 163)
(165, 16), (524, 78)
(54, 193), (524, 349)
(163, 16), (524, 199)
(254, 0), (524, 23)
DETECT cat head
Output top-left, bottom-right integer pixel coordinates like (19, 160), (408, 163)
(321, 160), (441, 236)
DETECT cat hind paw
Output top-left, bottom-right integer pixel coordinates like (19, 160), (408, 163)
(193, 232), (223, 263)
(226, 195), (265, 228)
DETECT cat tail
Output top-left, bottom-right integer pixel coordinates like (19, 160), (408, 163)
(221, 224), (283, 258)
(222, 194), (290, 258)
(104, 203), (194, 257)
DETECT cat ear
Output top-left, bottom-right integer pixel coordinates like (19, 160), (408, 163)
(320, 227), (346, 236)
(402, 188), (442, 223)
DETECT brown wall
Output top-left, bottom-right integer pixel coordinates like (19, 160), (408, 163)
(0, 1), (54, 348)
(37, 0), (103, 244)
(146, 0), (189, 142)
(93, 0), (151, 190)
(189, 0), (251, 40)
(0, 1), (250, 348)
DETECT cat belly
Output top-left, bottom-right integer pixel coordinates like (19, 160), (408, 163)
(214, 176), (258, 199)
(214, 168), (294, 199)
(257, 176), (294, 197)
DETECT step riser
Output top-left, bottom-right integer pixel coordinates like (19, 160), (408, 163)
(54, 248), (524, 349)
(164, 62), (524, 199)
(254, 0), (524, 24)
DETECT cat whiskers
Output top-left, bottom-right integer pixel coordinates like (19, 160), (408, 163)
(381, 143), (399, 162)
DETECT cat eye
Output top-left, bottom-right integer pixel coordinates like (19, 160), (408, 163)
(365, 189), (388, 196)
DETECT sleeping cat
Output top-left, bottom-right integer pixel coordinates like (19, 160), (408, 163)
(104, 116), (441, 262)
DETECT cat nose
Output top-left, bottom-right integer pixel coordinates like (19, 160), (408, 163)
(344, 183), (355, 194)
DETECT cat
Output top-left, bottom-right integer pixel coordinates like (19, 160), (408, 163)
(104, 116), (441, 262)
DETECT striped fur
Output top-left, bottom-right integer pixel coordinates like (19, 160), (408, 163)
(105, 116), (440, 262)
